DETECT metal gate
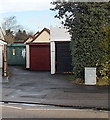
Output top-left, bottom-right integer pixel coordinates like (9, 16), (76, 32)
(7, 44), (26, 66)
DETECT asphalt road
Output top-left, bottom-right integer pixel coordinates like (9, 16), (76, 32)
(2, 66), (109, 110)
(1, 103), (109, 118)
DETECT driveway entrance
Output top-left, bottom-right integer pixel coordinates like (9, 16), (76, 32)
(2, 66), (109, 110)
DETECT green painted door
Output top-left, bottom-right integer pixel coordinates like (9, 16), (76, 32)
(7, 44), (26, 66)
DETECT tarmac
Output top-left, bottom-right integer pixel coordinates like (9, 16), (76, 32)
(1, 66), (109, 110)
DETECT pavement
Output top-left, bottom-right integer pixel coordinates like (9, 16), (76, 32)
(0, 69), (2, 82)
(1, 103), (108, 118)
(1, 66), (109, 110)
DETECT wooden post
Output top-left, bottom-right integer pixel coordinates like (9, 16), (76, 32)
(3, 44), (7, 76)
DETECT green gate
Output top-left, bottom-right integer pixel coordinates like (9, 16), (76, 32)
(7, 44), (26, 66)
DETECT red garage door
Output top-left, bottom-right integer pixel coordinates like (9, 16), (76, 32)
(30, 44), (50, 71)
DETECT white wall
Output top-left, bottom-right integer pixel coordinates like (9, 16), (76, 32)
(51, 41), (55, 74)
(26, 45), (30, 69)
(33, 31), (50, 43)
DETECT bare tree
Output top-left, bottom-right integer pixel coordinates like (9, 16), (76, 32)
(2, 16), (22, 35)
(1, 16), (23, 43)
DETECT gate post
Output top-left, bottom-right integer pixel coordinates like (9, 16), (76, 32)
(51, 41), (55, 74)
(3, 44), (7, 76)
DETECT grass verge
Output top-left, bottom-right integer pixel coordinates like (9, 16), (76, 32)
(65, 75), (110, 86)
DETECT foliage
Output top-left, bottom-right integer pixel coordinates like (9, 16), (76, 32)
(51, 2), (110, 80)
(64, 74), (83, 84)
(97, 25), (110, 84)
(2, 16), (22, 43)
(2, 16), (32, 43)
(4, 29), (14, 43)
(14, 29), (28, 41)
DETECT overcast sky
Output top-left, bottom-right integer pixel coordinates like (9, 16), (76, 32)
(0, 0), (53, 13)
(0, 0), (61, 33)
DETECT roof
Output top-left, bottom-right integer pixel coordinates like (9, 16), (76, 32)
(50, 26), (71, 42)
(0, 27), (5, 40)
(8, 43), (26, 47)
(27, 43), (50, 46)
(14, 40), (25, 43)
(24, 35), (35, 44)
(0, 39), (7, 45)
(24, 28), (50, 44)
(0, 39), (7, 43)
(31, 28), (50, 43)
(34, 31), (40, 37)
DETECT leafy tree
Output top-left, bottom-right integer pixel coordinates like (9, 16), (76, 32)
(97, 25), (110, 83)
(14, 30), (28, 41)
(4, 29), (14, 43)
(51, 2), (110, 79)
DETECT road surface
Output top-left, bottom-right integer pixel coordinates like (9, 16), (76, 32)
(0, 103), (109, 118)
(2, 66), (109, 110)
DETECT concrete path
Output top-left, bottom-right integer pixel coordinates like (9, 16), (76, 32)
(2, 66), (109, 110)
